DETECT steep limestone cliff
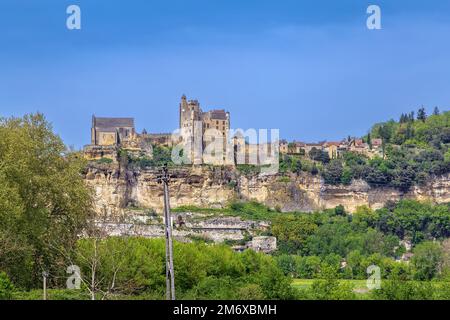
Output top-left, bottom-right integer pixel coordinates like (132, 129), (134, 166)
(83, 163), (450, 215)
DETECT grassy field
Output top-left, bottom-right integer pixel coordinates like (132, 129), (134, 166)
(292, 278), (450, 298)
(293, 278), (377, 299)
(292, 278), (368, 291)
(293, 278), (371, 296)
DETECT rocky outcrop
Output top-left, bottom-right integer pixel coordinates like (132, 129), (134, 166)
(84, 163), (450, 215)
(95, 211), (269, 243)
(249, 236), (277, 253)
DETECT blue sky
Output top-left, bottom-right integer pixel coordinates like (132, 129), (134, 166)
(1, 0), (449, 148)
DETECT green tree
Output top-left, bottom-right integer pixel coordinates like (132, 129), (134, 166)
(309, 148), (329, 163)
(295, 256), (321, 278)
(272, 215), (318, 253)
(236, 283), (265, 300)
(411, 241), (443, 280)
(276, 254), (298, 277)
(305, 265), (356, 300)
(322, 160), (343, 185)
(345, 250), (364, 279)
(367, 132), (372, 149)
(341, 167), (353, 185)
(373, 275), (433, 300)
(334, 205), (346, 216)
(0, 113), (92, 288)
(392, 166), (416, 192)
(417, 107), (427, 122)
(295, 159), (302, 175)
(74, 237), (295, 300)
(365, 158), (393, 187)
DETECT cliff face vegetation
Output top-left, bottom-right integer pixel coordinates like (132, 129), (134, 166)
(84, 163), (450, 215)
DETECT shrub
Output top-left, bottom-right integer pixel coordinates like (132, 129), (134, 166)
(0, 272), (15, 300)
(97, 157), (113, 164)
(73, 237), (294, 300)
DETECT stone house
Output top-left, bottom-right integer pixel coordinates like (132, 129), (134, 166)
(371, 138), (383, 148)
(291, 141), (307, 154)
(304, 143), (323, 157)
(279, 139), (289, 154)
(348, 138), (369, 155)
(322, 141), (342, 159)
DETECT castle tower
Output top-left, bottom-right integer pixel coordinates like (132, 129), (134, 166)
(179, 94), (188, 128)
(91, 114), (96, 145)
(179, 95), (203, 164)
(178, 95), (232, 165)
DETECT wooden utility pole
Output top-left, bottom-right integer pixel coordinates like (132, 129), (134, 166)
(42, 271), (49, 300)
(157, 164), (175, 300)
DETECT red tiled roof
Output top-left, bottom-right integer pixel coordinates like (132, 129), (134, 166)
(324, 141), (341, 146)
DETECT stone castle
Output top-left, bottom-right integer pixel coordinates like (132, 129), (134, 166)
(84, 95), (279, 166)
(178, 94), (231, 165)
(84, 95), (233, 164)
(179, 95), (230, 141)
(83, 94), (381, 165)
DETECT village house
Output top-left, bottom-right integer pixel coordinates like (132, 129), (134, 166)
(303, 142), (323, 156)
(279, 139), (289, 154)
(348, 138), (369, 154)
(322, 141), (343, 159)
(371, 138), (383, 149)
(291, 141), (307, 155)
(347, 138), (383, 158)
